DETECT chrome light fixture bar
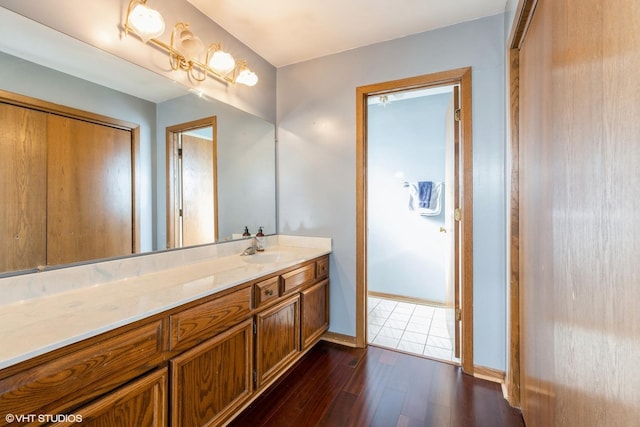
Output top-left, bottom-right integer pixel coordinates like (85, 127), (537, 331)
(123, 0), (258, 86)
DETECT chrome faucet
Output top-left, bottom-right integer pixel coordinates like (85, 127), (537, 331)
(241, 237), (259, 256)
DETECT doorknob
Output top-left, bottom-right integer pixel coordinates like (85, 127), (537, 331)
(439, 227), (447, 233)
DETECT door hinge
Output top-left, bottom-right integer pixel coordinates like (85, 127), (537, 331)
(179, 208), (183, 217)
(253, 322), (257, 334)
(253, 370), (257, 384)
(455, 308), (462, 322)
(177, 147), (183, 157)
(454, 108), (461, 122)
(454, 208), (462, 222)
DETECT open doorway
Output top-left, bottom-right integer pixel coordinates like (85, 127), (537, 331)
(166, 117), (218, 248)
(366, 85), (459, 363)
(356, 68), (474, 373)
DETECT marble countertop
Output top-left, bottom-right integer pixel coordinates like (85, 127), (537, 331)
(0, 241), (330, 370)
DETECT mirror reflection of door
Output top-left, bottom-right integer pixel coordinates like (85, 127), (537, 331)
(167, 117), (218, 248)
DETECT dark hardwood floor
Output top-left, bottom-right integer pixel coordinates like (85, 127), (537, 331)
(230, 341), (525, 427)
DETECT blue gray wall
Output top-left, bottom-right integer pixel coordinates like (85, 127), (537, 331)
(156, 95), (276, 248)
(367, 93), (450, 303)
(277, 13), (507, 370)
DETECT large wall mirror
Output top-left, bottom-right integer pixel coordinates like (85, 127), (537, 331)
(0, 7), (276, 276)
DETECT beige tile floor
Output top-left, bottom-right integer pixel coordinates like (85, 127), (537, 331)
(367, 295), (460, 363)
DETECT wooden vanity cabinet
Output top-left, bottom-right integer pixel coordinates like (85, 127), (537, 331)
(281, 263), (315, 295)
(169, 285), (252, 352)
(254, 276), (280, 308)
(255, 294), (301, 388)
(50, 368), (168, 427)
(301, 278), (330, 350)
(0, 319), (164, 427)
(0, 255), (330, 427)
(170, 319), (253, 427)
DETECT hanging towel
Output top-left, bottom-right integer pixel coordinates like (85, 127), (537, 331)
(418, 181), (433, 209)
(408, 181), (443, 216)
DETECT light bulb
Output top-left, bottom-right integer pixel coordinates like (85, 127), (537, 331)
(236, 69), (258, 86)
(209, 50), (236, 74)
(128, 3), (165, 42)
(178, 29), (204, 58)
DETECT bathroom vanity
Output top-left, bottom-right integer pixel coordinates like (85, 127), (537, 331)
(0, 236), (330, 426)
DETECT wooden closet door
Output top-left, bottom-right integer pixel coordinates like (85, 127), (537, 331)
(181, 133), (216, 246)
(47, 115), (132, 265)
(0, 103), (47, 272)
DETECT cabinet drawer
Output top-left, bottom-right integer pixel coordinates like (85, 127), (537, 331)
(281, 263), (315, 295)
(170, 286), (252, 352)
(255, 276), (280, 308)
(0, 320), (164, 424)
(316, 256), (329, 279)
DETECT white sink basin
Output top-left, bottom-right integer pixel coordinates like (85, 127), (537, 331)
(241, 251), (295, 265)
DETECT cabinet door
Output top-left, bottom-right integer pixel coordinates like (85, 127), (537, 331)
(170, 319), (253, 427)
(301, 279), (330, 350)
(0, 102), (47, 273)
(255, 294), (300, 388)
(50, 368), (167, 427)
(47, 114), (133, 265)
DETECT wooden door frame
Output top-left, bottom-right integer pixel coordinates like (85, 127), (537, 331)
(355, 67), (474, 374)
(166, 116), (219, 249)
(505, 0), (538, 407)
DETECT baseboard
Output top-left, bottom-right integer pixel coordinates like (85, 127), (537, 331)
(473, 365), (505, 385)
(501, 382), (511, 403)
(368, 291), (449, 307)
(321, 332), (358, 347)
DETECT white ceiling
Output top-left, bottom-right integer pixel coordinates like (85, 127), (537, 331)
(187, 0), (508, 67)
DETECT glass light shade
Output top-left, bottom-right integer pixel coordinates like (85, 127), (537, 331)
(128, 3), (165, 42)
(177, 29), (204, 58)
(209, 50), (236, 74)
(236, 68), (258, 86)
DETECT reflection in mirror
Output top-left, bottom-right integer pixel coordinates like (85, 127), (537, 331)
(167, 117), (219, 248)
(0, 10), (276, 276)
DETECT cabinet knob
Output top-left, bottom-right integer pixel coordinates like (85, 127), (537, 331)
(265, 289), (274, 296)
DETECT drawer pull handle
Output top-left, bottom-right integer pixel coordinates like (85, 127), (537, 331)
(265, 289), (274, 296)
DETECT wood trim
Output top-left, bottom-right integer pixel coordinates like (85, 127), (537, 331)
(320, 332), (357, 348)
(459, 68), (474, 374)
(508, 0), (539, 50)
(0, 89), (138, 130)
(165, 127), (175, 250)
(355, 84), (368, 349)
(367, 291), (448, 308)
(506, 0), (539, 409)
(211, 117), (219, 242)
(355, 67), (474, 373)
(507, 46), (522, 408)
(132, 126), (141, 254)
(165, 116), (219, 248)
(474, 365), (506, 385)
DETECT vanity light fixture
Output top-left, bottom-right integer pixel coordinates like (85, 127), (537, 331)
(235, 61), (259, 87)
(126, 1), (165, 42)
(123, 0), (258, 86)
